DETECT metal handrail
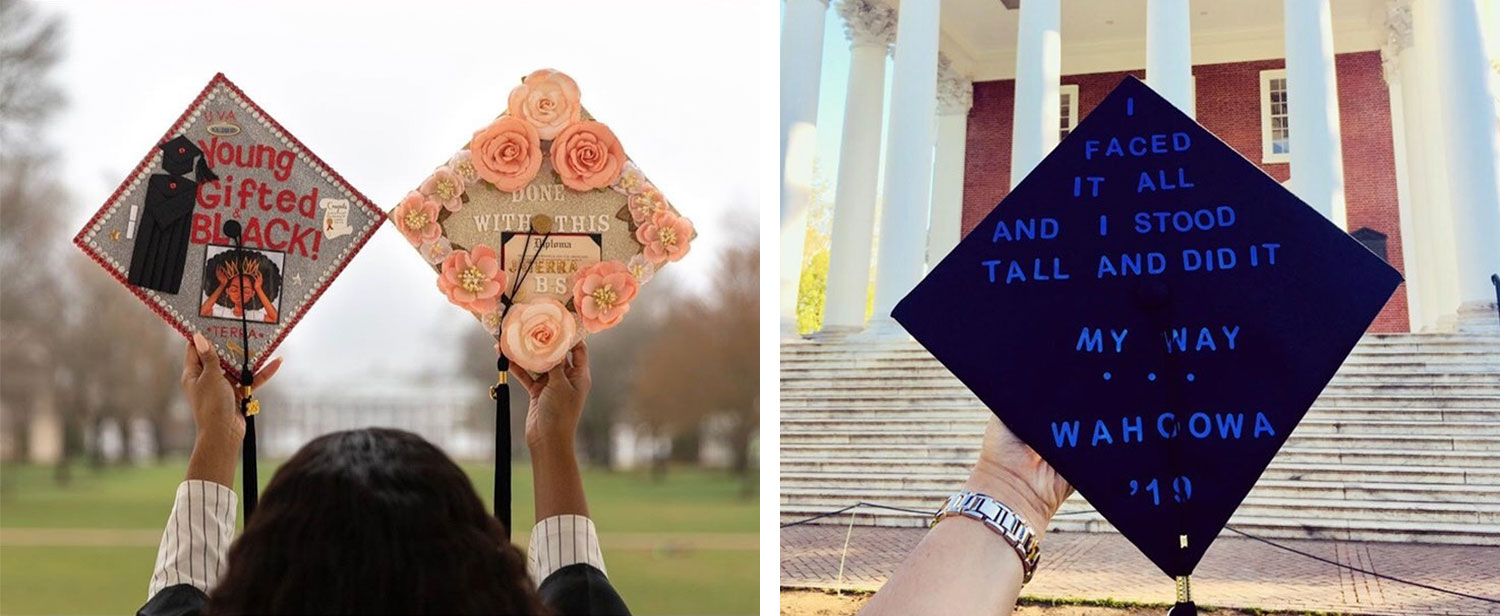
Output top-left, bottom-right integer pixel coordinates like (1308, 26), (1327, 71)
(1492, 274), (1500, 325)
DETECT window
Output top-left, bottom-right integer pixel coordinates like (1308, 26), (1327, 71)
(1260, 69), (1290, 163)
(1060, 84), (1080, 140)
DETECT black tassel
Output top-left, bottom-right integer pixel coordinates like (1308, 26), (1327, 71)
(492, 355), (512, 539)
(1167, 601), (1197, 615)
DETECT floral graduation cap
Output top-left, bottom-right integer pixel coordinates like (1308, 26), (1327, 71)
(892, 77), (1400, 592)
(74, 73), (386, 381)
(392, 69), (695, 373)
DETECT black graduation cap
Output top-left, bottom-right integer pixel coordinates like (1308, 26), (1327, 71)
(158, 135), (218, 182)
(892, 76), (1401, 580)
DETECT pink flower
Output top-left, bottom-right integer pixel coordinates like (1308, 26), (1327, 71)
(419, 166), (465, 212)
(393, 192), (442, 247)
(611, 160), (647, 195)
(551, 121), (626, 191)
(571, 260), (639, 332)
(448, 150), (481, 185)
(419, 236), (454, 265)
(627, 254), (656, 285)
(507, 69), (582, 140)
(635, 210), (694, 265)
(437, 245), (507, 314)
(499, 298), (577, 373)
(470, 116), (542, 192)
(627, 185), (668, 225)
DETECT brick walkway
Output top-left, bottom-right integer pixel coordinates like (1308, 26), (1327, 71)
(782, 524), (1500, 615)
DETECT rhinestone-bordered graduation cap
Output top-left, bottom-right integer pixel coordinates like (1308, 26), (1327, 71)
(74, 74), (385, 381)
(893, 76), (1401, 578)
(390, 69), (695, 375)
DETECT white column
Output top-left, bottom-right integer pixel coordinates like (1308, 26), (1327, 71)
(1009, 0), (1061, 187)
(821, 0), (896, 334)
(926, 55), (972, 268)
(1424, 0), (1500, 328)
(1412, 1), (1462, 327)
(864, 0), (941, 338)
(1382, 8), (1425, 332)
(1283, 0), (1347, 228)
(780, 0), (829, 336)
(1146, 0), (1194, 117)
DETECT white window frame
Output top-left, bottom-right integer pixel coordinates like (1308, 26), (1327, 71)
(1260, 69), (1290, 164)
(1060, 84), (1080, 140)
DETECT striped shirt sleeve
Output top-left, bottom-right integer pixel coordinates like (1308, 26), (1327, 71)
(527, 514), (607, 583)
(147, 480), (238, 598)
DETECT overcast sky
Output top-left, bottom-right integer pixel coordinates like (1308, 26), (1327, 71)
(42, 0), (762, 389)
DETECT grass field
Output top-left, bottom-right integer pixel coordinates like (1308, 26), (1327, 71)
(0, 460), (759, 615)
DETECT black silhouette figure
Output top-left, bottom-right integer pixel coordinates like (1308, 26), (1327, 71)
(127, 135), (218, 293)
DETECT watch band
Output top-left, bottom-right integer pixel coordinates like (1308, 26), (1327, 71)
(931, 490), (1042, 584)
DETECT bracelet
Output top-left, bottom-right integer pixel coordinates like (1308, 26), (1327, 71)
(931, 490), (1042, 584)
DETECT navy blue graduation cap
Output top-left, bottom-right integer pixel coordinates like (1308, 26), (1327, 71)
(892, 76), (1401, 581)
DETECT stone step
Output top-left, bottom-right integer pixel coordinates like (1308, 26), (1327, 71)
(781, 369), (1500, 386)
(780, 393), (1500, 411)
(778, 505), (1500, 546)
(779, 416), (1500, 436)
(780, 473), (1500, 507)
(779, 406), (1500, 422)
(778, 442), (1500, 467)
(779, 459), (1500, 485)
(780, 487), (1500, 526)
(779, 429), (1500, 451)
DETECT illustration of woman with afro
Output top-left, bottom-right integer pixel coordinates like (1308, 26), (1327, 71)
(199, 248), (282, 324)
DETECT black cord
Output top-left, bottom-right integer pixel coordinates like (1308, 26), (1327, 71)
(490, 228), (554, 534)
(228, 226), (258, 521)
(781, 501), (1500, 604)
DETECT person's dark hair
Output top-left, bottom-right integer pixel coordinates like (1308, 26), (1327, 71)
(202, 248), (282, 311)
(207, 428), (546, 615)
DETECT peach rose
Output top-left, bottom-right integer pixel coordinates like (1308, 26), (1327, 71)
(437, 244), (507, 315)
(571, 260), (639, 332)
(551, 121), (625, 191)
(419, 166), (465, 212)
(635, 210), (694, 265)
(469, 116), (542, 192)
(419, 236), (454, 265)
(499, 298), (577, 373)
(393, 192), (442, 247)
(507, 69), (582, 140)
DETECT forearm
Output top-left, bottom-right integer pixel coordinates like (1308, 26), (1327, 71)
(859, 472), (1051, 616)
(859, 515), (1026, 616)
(185, 432), (239, 488)
(147, 480), (238, 598)
(529, 442), (588, 520)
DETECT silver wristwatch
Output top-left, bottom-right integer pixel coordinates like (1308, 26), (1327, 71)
(932, 490), (1042, 583)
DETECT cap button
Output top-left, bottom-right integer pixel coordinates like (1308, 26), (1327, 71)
(178, 147), (186, 154)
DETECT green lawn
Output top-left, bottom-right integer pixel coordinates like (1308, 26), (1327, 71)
(0, 461), (759, 615)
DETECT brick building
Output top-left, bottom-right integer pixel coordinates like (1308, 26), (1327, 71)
(781, 0), (1500, 338)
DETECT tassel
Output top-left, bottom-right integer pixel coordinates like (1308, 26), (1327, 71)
(491, 355), (512, 539)
(1167, 575), (1195, 615)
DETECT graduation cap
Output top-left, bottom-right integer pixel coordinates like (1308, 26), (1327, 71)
(390, 68), (696, 536)
(892, 76), (1400, 605)
(74, 73), (386, 516)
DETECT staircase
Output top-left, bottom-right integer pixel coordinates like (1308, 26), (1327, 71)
(780, 333), (1500, 545)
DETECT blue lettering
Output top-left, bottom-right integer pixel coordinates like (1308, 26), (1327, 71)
(982, 260), (1003, 283)
(1254, 412), (1276, 438)
(1077, 328), (1103, 353)
(1215, 413), (1245, 439)
(1110, 329), (1128, 352)
(1188, 412), (1212, 438)
(1091, 420), (1114, 446)
(1222, 325), (1240, 350)
(1121, 416), (1144, 443)
(1157, 413), (1178, 438)
(1052, 421), (1081, 448)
